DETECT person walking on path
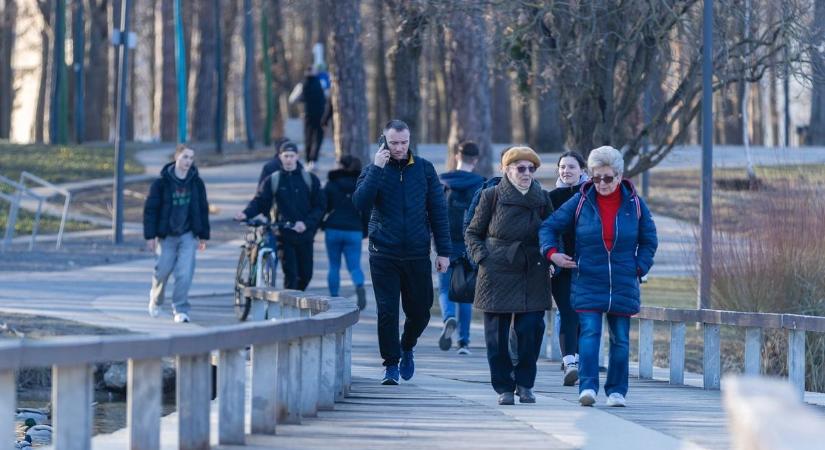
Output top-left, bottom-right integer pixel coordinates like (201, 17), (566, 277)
(548, 151), (589, 386)
(353, 119), (451, 386)
(288, 65), (327, 170)
(539, 146), (658, 408)
(438, 141), (485, 355)
(258, 138), (297, 185)
(465, 146), (554, 405)
(323, 154), (369, 309)
(235, 144), (325, 291)
(144, 144), (210, 324)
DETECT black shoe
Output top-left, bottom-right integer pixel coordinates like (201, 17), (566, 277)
(498, 392), (515, 405)
(439, 317), (457, 351)
(516, 386), (536, 403)
(355, 285), (367, 310)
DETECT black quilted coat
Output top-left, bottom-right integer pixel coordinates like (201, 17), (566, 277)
(464, 176), (553, 313)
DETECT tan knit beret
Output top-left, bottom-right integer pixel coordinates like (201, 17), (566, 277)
(502, 146), (541, 168)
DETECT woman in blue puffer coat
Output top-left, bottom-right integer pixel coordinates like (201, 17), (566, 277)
(539, 146), (657, 408)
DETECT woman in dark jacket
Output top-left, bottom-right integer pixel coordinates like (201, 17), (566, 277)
(323, 155), (368, 309)
(465, 146), (553, 406)
(548, 151), (589, 386)
(539, 146), (657, 408)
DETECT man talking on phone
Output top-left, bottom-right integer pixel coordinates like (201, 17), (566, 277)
(354, 119), (451, 385)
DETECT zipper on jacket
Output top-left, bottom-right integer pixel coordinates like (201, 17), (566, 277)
(594, 199), (614, 312)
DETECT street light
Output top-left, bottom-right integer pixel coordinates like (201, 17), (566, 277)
(699, 0), (713, 310)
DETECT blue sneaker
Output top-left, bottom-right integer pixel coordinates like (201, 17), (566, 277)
(382, 365), (399, 385)
(400, 350), (415, 380)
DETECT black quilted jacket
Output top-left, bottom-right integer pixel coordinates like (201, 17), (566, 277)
(353, 152), (451, 260)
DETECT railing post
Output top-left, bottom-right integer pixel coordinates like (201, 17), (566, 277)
(218, 348), (246, 445)
(335, 331), (345, 401)
(53, 364), (93, 450)
(177, 353), (212, 450)
(788, 329), (806, 399)
(250, 298), (268, 321)
(251, 343), (279, 435)
(301, 335), (322, 417)
(0, 370), (15, 449)
(638, 319), (654, 379)
(276, 341), (291, 423)
(128, 358), (162, 450)
(744, 327), (762, 376)
(319, 333), (337, 410)
(669, 321), (686, 385)
(286, 339), (303, 424)
(344, 326), (353, 395)
(703, 323), (721, 389)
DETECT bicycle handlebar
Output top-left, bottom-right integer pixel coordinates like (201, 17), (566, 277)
(237, 217), (294, 230)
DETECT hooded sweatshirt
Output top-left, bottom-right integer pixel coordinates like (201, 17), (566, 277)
(440, 169), (485, 256)
(143, 161), (210, 240)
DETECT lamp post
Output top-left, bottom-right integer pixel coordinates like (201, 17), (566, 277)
(698, 0), (713, 310)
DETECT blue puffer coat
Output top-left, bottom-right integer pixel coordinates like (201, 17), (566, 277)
(353, 152), (451, 260)
(539, 180), (657, 315)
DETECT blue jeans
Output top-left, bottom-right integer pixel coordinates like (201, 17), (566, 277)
(578, 312), (630, 396)
(437, 269), (472, 345)
(325, 228), (364, 296)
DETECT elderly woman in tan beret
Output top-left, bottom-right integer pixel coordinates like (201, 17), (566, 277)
(465, 146), (554, 405)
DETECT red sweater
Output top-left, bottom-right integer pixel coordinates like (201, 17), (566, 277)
(546, 188), (622, 259)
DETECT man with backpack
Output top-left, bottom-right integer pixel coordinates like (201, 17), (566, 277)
(235, 144), (325, 291)
(438, 142), (485, 355)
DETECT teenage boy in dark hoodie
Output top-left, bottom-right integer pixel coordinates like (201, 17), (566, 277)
(144, 144), (210, 323)
(437, 142), (485, 355)
(235, 144), (325, 291)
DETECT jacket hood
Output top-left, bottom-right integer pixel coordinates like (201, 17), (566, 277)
(327, 168), (360, 181)
(161, 161), (198, 185)
(440, 170), (485, 190)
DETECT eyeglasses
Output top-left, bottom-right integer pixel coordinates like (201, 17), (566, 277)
(591, 175), (616, 184)
(513, 165), (537, 174)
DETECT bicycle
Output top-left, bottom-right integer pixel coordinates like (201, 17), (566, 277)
(233, 218), (292, 321)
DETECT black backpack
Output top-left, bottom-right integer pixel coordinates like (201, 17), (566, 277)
(444, 184), (474, 243)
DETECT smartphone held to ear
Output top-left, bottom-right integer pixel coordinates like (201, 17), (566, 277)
(378, 134), (388, 151)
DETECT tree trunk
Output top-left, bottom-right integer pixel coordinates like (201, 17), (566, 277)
(371, 0), (391, 134)
(159, 0), (176, 141)
(192, 0), (216, 142)
(219, 0), (238, 144)
(434, 25), (449, 143)
(390, 0), (426, 145)
(34, 1), (53, 143)
(809, 0), (825, 145)
(444, 2), (492, 175)
(84, 0), (108, 141)
(133, 0), (155, 141)
(491, 69), (512, 144)
(329, 0), (369, 162)
(0, 0), (17, 139)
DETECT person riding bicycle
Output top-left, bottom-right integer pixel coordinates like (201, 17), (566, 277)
(235, 144), (325, 291)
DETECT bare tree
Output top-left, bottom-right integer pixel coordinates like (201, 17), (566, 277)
(810, 0), (825, 145)
(34, 0), (53, 143)
(84, 0), (109, 141)
(371, 0), (392, 133)
(329, 0), (369, 161)
(444, 1), (492, 174)
(192, 0), (217, 142)
(388, 0), (427, 143)
(133, 0), (155, 141)
(0, 0), (17, 139)
(505, 0), (811, 177)
(159, 0), (176, 141)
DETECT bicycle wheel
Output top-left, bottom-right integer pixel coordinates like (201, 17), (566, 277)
(234, 249), (253, 321)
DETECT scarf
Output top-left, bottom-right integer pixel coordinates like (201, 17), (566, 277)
(555, 173), (590, 188)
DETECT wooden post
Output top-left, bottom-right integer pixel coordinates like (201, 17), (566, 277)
(128, 358), (162, 450)
(744, 327), (762, 376)
(251, 343), (279, 435)
(335, 331), (345, 401)
(177, 353), (211, 450)
(276, 341), (291, 423)
(300, 336), (322, 417)
(0, 370), (15, 450)
(286, 339), (303, 424)
(669, 322), (686, 385)
(787, 329), (806, 399)
(638, 319), (654, 379)
(319, 333), (337, 410)
(53, 364), (93, 450)
(344, 326), (353, 395)
(250, 298), (268, 321)
(218, 348), (246, 445)
(703, 323), (721, 389)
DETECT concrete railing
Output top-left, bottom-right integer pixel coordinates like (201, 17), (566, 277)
(634, 306), (825, 397)
(0, 289), (358, 450)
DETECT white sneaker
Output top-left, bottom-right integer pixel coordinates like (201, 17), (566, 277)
(148, 301), (160, 318)
(606, 392), (626, 407)
(173, 313), (190, 323)
(579, 389), (596, 407)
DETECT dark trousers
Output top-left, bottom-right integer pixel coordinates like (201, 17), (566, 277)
(484, 311), (545, 394)
(552, 269), (579, 357)
(304, 119), (324, 163)
(278, 239), (314, 290)
(369, 256), (433, 366)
